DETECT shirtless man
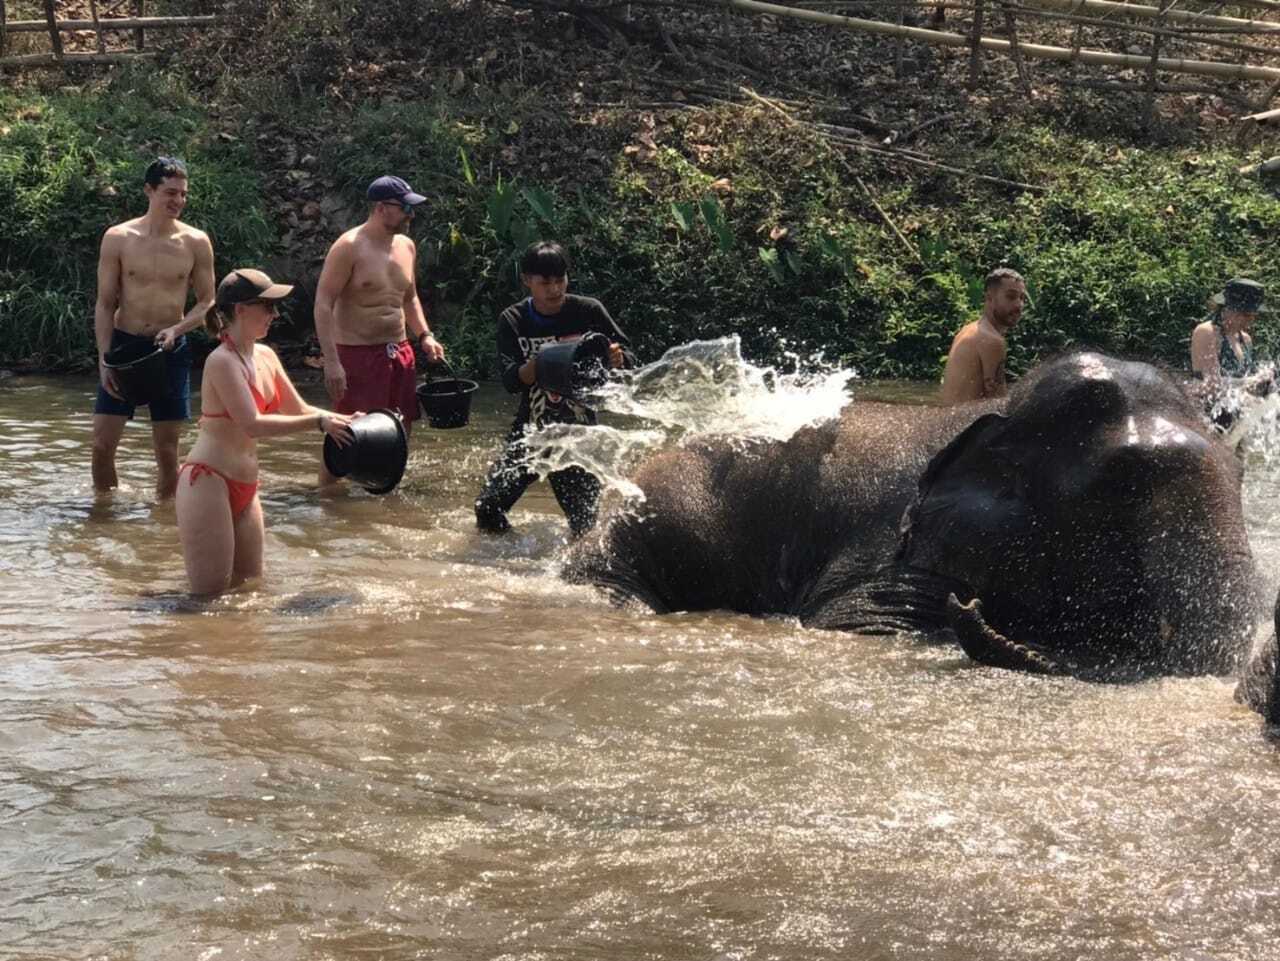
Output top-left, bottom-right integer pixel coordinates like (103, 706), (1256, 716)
(93, 156), (216, 497)
(314, 174), (446, 484)
(939, 267), (1027, 405)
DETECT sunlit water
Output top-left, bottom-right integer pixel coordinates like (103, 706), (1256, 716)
(3, 354), (1280, 961)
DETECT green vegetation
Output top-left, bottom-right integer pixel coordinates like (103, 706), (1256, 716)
(2, 56), (1278, 380)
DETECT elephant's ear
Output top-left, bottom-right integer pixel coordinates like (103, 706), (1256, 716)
(897, 412), (1026, 565)
(914, 412), (1010, 499)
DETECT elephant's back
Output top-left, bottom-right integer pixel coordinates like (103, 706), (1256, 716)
(567, 399), (994, 617)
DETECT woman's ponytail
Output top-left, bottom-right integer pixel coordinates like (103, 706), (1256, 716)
(204, 302), (227, 337)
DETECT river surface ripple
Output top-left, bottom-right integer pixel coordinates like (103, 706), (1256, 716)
(2, 375), (1279, 961)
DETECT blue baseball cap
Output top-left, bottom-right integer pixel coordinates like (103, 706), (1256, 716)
(367, 175), (426, 206)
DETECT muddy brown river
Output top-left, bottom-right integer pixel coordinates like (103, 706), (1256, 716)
(2, 367), (1280, 960)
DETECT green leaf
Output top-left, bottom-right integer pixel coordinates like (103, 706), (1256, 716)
(699, 195), (724, 230)
(509, 218), (537, 253)
(486, 177), (516, 240)
(671, 200), (696, 233)
(522, 185), (556, 225)
(758, 247), (786, 284)
(817, 233), (841, 259)
(785, 250), (803, 276)
(458, 145), (475, 188)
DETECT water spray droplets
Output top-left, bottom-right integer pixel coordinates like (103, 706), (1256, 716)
(520, 335), (857, 502)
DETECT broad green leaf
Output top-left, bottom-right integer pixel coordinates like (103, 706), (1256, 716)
(486, 178), (516, 240)
(671, 201), (695, 233)
(522, 185), (556, 225)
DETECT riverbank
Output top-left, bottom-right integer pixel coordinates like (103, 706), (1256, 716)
(2, 0), (1278, 379)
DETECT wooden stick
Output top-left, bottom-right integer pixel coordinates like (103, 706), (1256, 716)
(0, 0), (7, 59)
(1002, 2), (1033, 99)
(740, 86), (924, 261)
(968, 0), (984, 88)
(1144, 0), (1171, 129)
(4, 14), (217, 31)
(1252, 77), (1280, 113)
(0, 50), (154, 65)
(88, 0), (106, 54)
(42, 0), (62, 58)
(134, 0), (143, 50)
(827, 135), (1048, 191)
(1243, 106), (1280, 123)
(723, 0), (1280, 81)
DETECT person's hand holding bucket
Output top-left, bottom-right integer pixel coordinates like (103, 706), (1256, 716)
(154, 325), (182, 351)
(319, 410), (361, 448)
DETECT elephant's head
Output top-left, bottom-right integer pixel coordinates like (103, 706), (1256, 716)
(899, 350), (1259, 677)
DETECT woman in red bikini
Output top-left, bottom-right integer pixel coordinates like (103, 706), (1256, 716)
(176, 269), (358, 594)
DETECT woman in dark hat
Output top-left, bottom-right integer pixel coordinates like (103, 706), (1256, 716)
(175, 269), (358, 595)
(1191, 278), (1270, 382)
(1190, 278), (1273, 426)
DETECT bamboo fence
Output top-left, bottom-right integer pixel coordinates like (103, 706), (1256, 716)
(735, 0), (1280, 111)
(0, 0), (215, 66)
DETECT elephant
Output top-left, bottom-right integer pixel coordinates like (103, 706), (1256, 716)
(567, 350), (1277, 708)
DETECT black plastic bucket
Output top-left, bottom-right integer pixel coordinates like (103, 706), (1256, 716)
(103, 339), (170, 406)
(416, 361), (479, 429)
(533, 332), (612, 399)
(322, 408), (409, 494)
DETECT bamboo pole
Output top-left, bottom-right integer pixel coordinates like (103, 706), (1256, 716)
(42, 0), (62, 59)
(1018, 0), (1280, 33)
(999, 4), (1280, 59)
(724, 0), (1280, 81)
(3, 15), (217, 31)
(1243, 105), (1280, 122)
(134, 0), (143, 50)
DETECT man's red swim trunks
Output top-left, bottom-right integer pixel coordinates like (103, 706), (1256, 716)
(335, 340), (419, 422)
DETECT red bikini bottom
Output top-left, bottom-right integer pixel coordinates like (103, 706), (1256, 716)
(179, 461), (259, 516)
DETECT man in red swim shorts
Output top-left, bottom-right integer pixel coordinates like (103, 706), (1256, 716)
(313, 174), (447, 485)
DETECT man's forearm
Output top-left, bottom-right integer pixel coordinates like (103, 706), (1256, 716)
(94, 304), (116, 356)
(176, 299), (214, 336)
(315, 303), (340, 360)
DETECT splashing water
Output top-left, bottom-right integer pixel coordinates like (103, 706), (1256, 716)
(521, 424), (666, 501)
(595, 335), (856, 442)
(520, 335), (857, 501)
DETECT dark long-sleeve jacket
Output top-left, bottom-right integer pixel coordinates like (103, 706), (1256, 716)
(497, 294), (636, 430)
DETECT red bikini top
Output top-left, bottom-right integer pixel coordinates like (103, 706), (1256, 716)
(202, 339), (284, 420)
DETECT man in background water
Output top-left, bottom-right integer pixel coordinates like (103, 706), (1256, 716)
(92, 156), (216, 498)
(940, 267), (1026, 405)
(313, 174), (446, 485)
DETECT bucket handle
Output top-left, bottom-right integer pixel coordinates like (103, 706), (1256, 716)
(424, 358), (459, 383)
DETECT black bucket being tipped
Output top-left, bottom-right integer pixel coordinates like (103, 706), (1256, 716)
(103, 339), (170, 406)
(416, 360), (479, 429)
(534, 332), (612, 400)
(322, 408), (409, 494)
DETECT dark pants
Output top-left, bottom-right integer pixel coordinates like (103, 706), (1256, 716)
(474, 429), (602, 537)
